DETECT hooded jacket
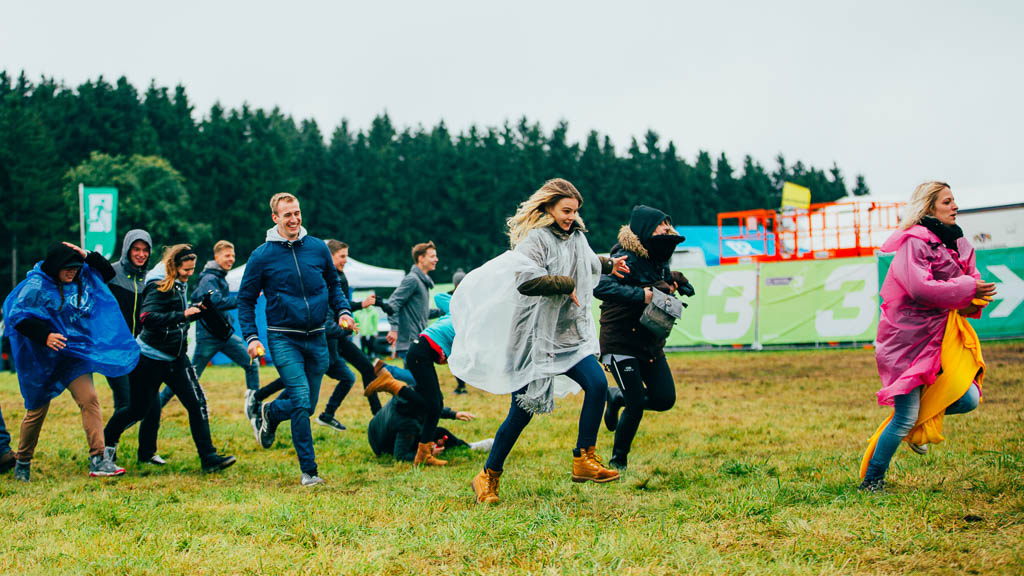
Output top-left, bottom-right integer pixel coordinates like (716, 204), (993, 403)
(191, 260), (235, 337)
(238, 226), (351, 343)
(109, 230), (152, 336)
(594, 205), (686, 360)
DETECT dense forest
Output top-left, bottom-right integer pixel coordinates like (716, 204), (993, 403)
(0, 71), (869, 298)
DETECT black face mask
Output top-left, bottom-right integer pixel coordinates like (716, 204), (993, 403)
(919, 216), (963, 253)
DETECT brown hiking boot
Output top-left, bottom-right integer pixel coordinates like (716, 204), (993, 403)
(572, 446), (620, 483)
(364, 368), (405, 397)
(373, 359), (387, 375)
(472, 468), (501, 504)
(413, 442), (448, 466)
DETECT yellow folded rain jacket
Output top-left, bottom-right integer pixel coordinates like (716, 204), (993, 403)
(860, 306), (986, 479)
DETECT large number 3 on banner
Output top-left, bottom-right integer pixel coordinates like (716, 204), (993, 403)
(700, 269), (756, 341)
(814, 264), (878, 338)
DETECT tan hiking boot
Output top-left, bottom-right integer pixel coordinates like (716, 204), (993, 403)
(364, 368), (405, 397)
(413, 442), (448, 466)
(373, 359), (387, 374)
(572, 446), (620, 483)
(472, 468), (501, 504)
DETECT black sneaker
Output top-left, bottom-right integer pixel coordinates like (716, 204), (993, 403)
(315, 414), (347, 432)
(245, 389), (260, 421)
(858, 478), (885, 493)
(608, 451), (628, 471)
(454, 386), (468, 395)
(201, 454), (237, 473)
(258, 403), (276, 449)
(604, 387), (625, 432)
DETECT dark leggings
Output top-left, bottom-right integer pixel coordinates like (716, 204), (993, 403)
(104, 355), (216, 461)
(406, 339), (444, 444)
(606, 355), (676, 458)
(484, 355), (607, 472)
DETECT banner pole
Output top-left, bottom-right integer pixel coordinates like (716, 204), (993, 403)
(751, 261), (763, 350)
(78, 183), (85, 248)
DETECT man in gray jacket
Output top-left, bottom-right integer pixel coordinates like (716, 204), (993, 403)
(385, 241), (441, 360)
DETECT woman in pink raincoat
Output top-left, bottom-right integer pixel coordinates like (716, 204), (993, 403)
(860, 181), (997, 492)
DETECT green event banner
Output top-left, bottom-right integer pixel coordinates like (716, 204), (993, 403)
(758, 257), (879, 345)
(664, 264), (758, 346)
(79, 185), (118, 258)
(878, 246), (1024, 339)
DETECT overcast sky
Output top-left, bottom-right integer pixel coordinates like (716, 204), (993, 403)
(2, 0), (1021, 204)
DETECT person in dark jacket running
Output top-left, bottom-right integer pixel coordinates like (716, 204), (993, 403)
(593, 205), (694, 470)
(158, 240), (260, 417)
(103, 244), (236, 474)
(239, 193), (362, 487)
(105, 230), (161, 446)
(3, 242), (130, 480)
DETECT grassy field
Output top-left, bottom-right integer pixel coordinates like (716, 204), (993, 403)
(0, 342), (1022, 575)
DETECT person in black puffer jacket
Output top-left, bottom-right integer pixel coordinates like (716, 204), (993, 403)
(103, 244), (235, 474)
(593, 205), (695, 470)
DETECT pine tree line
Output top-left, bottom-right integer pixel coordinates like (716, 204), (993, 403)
(0, 71), (869, 298)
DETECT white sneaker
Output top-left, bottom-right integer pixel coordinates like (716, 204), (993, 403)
(301, 473), (325, 487)
(469, 438), (494, 452)
(909, 442), (929, 455)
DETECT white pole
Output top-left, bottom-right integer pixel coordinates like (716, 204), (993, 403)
(78, 183), (85, 248)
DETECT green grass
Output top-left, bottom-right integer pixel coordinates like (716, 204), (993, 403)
(1, 343), (1022, 575)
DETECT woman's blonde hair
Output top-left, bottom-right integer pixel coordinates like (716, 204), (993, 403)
(156, 244), (197, 292)
(900, 181), (951, 230)
(506, 178), (585, 247)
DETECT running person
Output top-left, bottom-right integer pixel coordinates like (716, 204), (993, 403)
(3, 242), (132, 481)
(593, 205), (693, 470)
(239, 193), (357, 486)
(449, 178), (630, 504)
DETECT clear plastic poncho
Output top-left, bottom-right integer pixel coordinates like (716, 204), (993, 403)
(448, 225), (601, 414)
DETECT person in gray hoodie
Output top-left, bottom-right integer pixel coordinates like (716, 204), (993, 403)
(158, 240), (259, 418)
(385, 241), (441, 360)
(105, 229), (164, 464)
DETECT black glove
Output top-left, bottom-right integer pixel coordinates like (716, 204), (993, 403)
(671, 271), (695, 297)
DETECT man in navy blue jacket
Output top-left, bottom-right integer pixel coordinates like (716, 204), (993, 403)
(239, 192), (355, 487)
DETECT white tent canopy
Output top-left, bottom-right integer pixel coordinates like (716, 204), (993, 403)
(224, 257), (405, 291)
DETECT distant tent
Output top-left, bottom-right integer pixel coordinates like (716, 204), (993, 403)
(224, 257), (405, 291)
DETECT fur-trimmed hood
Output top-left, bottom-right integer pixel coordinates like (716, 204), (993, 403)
(616, 224), (684, 263)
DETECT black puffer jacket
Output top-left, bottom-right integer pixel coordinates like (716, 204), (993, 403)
(139, 280), (197, 359)
(594, 205), (686, 360)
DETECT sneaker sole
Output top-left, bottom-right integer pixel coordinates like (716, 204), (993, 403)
(571, 474), (620, 484)
(315, 419), (346, 432)
(909, 444), (929, 455)
(90, 469), (126, 477)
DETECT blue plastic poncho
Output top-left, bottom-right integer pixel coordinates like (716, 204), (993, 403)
(2, 262), (139, 410)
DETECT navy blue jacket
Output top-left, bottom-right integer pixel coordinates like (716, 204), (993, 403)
(238, 227), (351, 342)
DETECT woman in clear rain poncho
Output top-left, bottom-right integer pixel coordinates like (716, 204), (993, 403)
(859, 181), (996, 493)
(448, 178), (630, 505)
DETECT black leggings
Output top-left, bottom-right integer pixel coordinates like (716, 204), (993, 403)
(406, 339), (444, 445)
(104, 355), (216, 461)
(606, 355), (676, 458)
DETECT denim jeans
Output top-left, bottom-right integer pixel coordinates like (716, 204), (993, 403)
(485, 355), (608, 472)
(0, 402), (12, 456)
(266, 331), (329, 476)
(864, 382), (980, 482)
(159, 330), (260, 407)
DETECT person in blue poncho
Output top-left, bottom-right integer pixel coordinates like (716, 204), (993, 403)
(2, 242), (136, 481)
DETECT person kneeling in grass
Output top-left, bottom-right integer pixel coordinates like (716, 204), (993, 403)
(3, 242), (134, 481)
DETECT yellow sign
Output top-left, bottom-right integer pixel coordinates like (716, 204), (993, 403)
(781, 182), (811, 209)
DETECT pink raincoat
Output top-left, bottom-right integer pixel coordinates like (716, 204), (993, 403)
(874, 225), (980, 406)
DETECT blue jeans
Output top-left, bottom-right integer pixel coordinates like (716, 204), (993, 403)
(485, 355), (608, 472)
(266, 331), (329, 476)
(864, 383), (980, 482)
(159, 331), (260, 407)
(0, 403), (11, 456)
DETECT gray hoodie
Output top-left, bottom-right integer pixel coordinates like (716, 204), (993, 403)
(109, 229), (152, 335)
